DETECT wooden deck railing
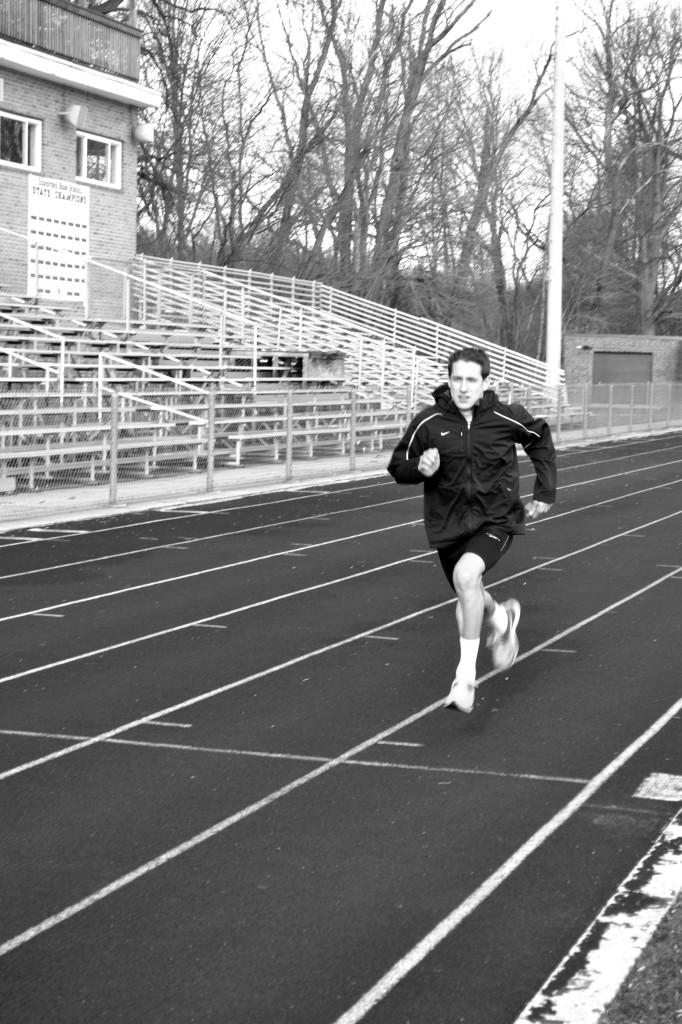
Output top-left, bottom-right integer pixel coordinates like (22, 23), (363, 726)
(0, 0), (141, 81)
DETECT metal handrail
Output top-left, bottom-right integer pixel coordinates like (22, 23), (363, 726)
(131, 256), (437, 404)
(1, 221), (561, 406)
(133, 256), (563, 394)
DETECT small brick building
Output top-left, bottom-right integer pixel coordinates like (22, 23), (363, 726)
(0, 0), (158, 319)
(563, 333), (682, 385)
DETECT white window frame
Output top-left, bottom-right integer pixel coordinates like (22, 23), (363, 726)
(0, 111), (41, 171)
(76, 131), (122, 189)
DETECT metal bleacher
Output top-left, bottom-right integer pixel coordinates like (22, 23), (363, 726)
(129, 255), (563, 404)
(0, 242), (561, 501)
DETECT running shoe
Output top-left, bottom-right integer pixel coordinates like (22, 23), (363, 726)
(488, 598), (521, 670)
(443, 677), (476, 714)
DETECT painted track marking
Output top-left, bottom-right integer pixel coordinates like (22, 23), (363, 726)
(0, 567), (679, 959)
(0, 517), (679, 782)
(0, 510), (678, 692)
(1, 453), (679, 584)
(0, 481), (678, 623)
(0, 728), (586, 784)
(513, 811), (682, 1024)
(331, 719), (682, 1024)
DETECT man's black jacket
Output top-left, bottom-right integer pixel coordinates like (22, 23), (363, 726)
(387, 384), (557, 547)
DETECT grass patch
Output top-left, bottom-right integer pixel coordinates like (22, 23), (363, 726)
(600, 892), (682, 1024)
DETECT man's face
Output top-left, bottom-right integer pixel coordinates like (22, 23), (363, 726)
(448, 359), (487, 412)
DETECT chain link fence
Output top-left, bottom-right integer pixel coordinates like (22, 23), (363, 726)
(0, 386), (408, 523)
(1, 382), (681, 526)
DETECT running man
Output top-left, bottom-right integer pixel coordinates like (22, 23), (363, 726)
(388, 347), (557, 713)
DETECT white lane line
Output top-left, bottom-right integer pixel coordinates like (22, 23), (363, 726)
(1, 495), (675, 622)
(27, 528), (90, 535)
(0, 552), (432, 689)
(0, 482), (387, 546)
(377, 741), (424, 748)
(558, 458), (682, 491)
(0, 521), (422, 618)
(0, 592), (451, 780)
(349, 761), (588, 784)
(0, 729), (329, 765)
(0, 503), (678, 670)
(0, 729), (587, 785)
(0, 495), (419, 582)
(157, 508), (213, 515)
(513, 812), (682, 1024)
(29, 612), (64, 619)
(152, 479), (385, 517)
(331, 707), (682, 1024)
(1, 466), (678, 585)
(544, 648), (576, 654)
(146, 720), (192, 729)
(553, 475), (680, 519)
(0, 571), (679, 959)
(0, 440), (675, 550)
(366, 635), (400, 641)
(0, 516), (678, 770)
(568, 439), (682, 463)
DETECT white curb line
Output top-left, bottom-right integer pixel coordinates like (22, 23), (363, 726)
(514, 809), (682, 1023)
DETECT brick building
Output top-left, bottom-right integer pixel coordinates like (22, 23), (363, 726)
(0, 0), (158, 319)
(563, 333), (682, 385)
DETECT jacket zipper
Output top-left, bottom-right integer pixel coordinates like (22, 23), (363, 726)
(463, 415), (473, 533)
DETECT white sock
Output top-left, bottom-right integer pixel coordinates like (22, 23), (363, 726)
(488, 602), (507, 634)
(456, 637), (480, 682)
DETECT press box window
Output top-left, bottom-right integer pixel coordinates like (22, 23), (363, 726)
(0, 112), (41, 170)
(76, 132), (121, 188)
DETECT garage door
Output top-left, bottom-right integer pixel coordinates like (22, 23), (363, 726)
(593, 351), (652, 383)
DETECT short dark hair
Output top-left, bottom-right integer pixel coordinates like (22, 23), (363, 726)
(447, 347), (490, 379)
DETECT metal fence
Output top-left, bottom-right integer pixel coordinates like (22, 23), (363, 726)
(0, 386), (409, 522)
(513, 381), (682, 445)
(1, 382), (680, 526)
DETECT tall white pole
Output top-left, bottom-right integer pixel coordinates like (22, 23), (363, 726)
(545, 0), (565, 388)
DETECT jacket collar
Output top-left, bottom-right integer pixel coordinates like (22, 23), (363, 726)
(433, 383), (495, 417)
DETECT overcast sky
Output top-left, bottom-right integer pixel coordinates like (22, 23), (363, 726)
(471, 0), (586, 85)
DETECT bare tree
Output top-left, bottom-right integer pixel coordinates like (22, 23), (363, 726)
(564, 0), (682, 334)
(367, 0), (485, 304)
(137, 0), (232, 259)
(254, 0), (340, 269)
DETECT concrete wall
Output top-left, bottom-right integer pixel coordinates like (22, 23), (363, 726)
(563, 333), (682, 384)
(0, 65), (139, 318)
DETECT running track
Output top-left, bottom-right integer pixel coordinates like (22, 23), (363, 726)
(1, 432), (681, 1023)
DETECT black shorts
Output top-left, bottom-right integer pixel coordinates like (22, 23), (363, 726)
(437, 525), (513, 590)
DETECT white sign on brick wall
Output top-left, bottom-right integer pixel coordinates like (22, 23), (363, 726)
(27, 176), (89, 304)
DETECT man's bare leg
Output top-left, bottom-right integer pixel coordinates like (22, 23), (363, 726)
(444, 553), (511, 712)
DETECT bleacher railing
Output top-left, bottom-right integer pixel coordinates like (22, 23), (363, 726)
(0, 385), (411, 507)
(1, 224), (560, 404)
(129, 256), (432, 406)
(2, 381), (680, 519)
(132, 255), (564, 397)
